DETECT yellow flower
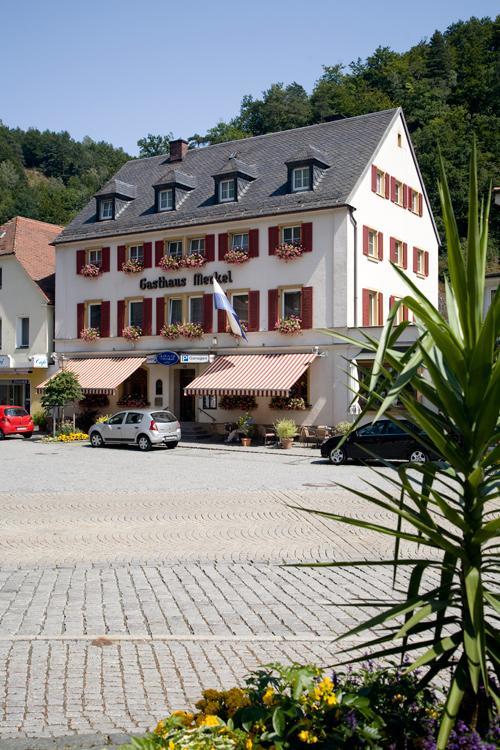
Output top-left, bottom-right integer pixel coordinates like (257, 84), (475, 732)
(168, 741), (176, 750)
(246, 739), (253, 750)
(200, 715), (221, 727)
(318, 677), (333, 693)
(393, 693), (405, 703)
(262, 687), (275, 706)
(154, 719), (165, 735)
(298, 731), (318, 744)
(325, 694), (337, 706)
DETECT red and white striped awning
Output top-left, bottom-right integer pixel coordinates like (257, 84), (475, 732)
(36, 357), (146, 395)
(184, 353), (317, 397)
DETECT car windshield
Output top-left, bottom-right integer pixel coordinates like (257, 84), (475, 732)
(356, 422), (386, 437)
(5, 408), (28, 417)
(151, 411), (177, 423)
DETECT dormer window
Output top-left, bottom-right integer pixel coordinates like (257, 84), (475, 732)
(158, 189), (173, 212)
(99, 199), (114, 220)
(292, 166), (311, 192)
(219, 179), (236, 203)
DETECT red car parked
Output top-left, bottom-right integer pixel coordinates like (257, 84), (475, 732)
(0, 406), (34, 439)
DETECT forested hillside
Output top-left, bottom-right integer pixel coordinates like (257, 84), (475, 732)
(0, 16), (497, 265)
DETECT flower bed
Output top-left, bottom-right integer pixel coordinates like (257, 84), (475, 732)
(224, 248), (250, 264)
(158, 255), (184, 271)
(122, 258), (144, 273)
(42, 432), (89, 443)
(80, 327), (100, 342)
(275, 315), (302, 334)
(275, 243), (304, 261)
(122, 325), (142, 341)
(219, 395), (257, 411)
(80, 263), (102, 277)
(269, 396), (308, 410)
(183, 252), (207, 268)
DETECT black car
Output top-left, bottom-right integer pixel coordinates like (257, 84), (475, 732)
(320, 419), (439, 465)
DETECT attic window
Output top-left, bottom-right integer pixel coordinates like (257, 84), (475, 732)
(99, 199), (114, 220)
(158, 189), (173, 211)
(292, 166), (311, 192)
(219, 179), (236, 203)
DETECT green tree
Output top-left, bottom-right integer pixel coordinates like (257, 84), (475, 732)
(41, 371), (83, 434)
(137, 133), (172, 158)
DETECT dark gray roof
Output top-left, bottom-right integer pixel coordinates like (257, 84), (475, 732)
(153, 168), (197, 190)
(212, 156), (258, 179)
(55, 108), (399, 245)
(285, 144), (330, 167)
(95, 178), (137, 199)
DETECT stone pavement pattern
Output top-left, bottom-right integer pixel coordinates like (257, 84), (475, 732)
(0, 442), (423, 747)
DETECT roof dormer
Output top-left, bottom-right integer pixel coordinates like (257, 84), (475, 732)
(94, 179), (137, 221)
(153, 168), (196, 212)
(285, 145), (330, 193)
(212, 155), (257, 204)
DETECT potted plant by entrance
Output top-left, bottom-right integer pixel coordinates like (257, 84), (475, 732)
(237, 413), (255, 446)
(274, 418), (297, 448)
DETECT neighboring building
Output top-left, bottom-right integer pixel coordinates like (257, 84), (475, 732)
(0, 217), (61, 412)
(47, 108), (439, 428)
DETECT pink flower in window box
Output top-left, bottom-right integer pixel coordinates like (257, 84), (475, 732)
(122, 325), (142, 341)
(122, 259), (144, 274)
(275, 316), (302, 335)
(80, 327), (100, 342)
(160, 323), (180, 340)
(80, 263), (102, 278)
(224, 248), (250, 264)
(275, 243), (304, 261)
(183, 252), (206, 268)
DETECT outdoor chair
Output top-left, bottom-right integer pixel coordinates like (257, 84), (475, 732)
(259, 424), (277, 445)
(299, 426), (317, 447)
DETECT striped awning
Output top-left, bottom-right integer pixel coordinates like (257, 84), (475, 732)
(184, 353), (316, 397)
(36, 357), (146, 395)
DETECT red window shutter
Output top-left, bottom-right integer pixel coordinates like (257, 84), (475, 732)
(100, 301), (110, 337)
(413, 247), (418, 273)
(77, 303), (85, 337)
(302, 222), (313, 252)
(403, 184), (408, 209)
(407, 188), (413, 211)
(371, 165), (377, 192)
(218, 233), (228, 261)
(76, 250), (86, 274)
(362, 226), (369, 255)
(268, 289), (279, 330)
(155, 240), (164, 266)
(362, 289), (370, 326)
(205, 234), (215, 262)
(143, 242), (152, 269)
(424, 251), (429, 277)
(378, 293), (384, 325)
(301, 287), (313, 329)
(217, 309), (226, 333)
(389, 295), (395, 309)
(268, 226), (279, 255)
(390, 237), (396, 263)
(117, 245), (126, 271)
(403, 305), (409, 322)
(248, 291), (260, 332)
(377, 232), (384, 260)
(248, 228), (259, 258)
(385, 173), (390, 199)
(117, 300), (125, 334)
(101, 247), (110, 273)
(390, 176), (396, 202)
(202, 294), (213, 333)
(418, 193), (423, 217)
(403, 242), (408, 269)
(156, 297), (165, 334)
(143, 298), (152, 335)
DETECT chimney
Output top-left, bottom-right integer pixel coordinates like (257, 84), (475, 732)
(169, 139), (189, 162)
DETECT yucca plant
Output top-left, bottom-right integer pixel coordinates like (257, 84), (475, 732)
(300, 143), (499, 748)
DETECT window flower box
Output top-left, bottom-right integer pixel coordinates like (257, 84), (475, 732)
(225, 321), (247, 338)
(275, 243), (304, 261)
(80, 263), (102, 278)
(183, 252), (206, 268)
(224, 248), (250, 264)
(158, 255), (184, 271)
(269, 396), (308, 410)
(178, 322), (204, 339)
(275, 315), (302, 335)
(117, 395), (150, 408)
(122, 325), (142, 341)
(160, 323), (180, 340)
(122, 259), (144, 274)
(219, 394), (257, 411)
(80, 327), (100, 342)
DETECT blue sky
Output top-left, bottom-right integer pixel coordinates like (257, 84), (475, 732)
(1, 0), (496, 155)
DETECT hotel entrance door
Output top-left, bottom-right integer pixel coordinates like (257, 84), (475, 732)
(179, 369), (196, 421)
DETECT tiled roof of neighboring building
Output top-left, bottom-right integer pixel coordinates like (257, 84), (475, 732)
(0, 216), (62, 302)
(55, 108), (400, 245)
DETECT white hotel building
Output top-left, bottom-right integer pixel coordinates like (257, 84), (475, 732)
(47, 108), (439, 430)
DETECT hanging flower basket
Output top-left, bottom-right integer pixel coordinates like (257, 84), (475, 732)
(158, 255), (184, 271)
(160, 323), (181, 340)
(275, 243), (304, 261)
(179, 322), (204, 339)
(275, 316), (302, 335)
(122, 325), (142, 341)
(225, 321), (248, 338)
(183, 252), (206, 268)
(224, 248), (250, 264)
(122, 259), (144, 274)
(80, 263), (102, 278)
(80, 327), (100, 342)
(269, 395), (308, 410)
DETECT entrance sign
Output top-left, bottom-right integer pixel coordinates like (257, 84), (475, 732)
(32, 355), (48, 368)
(156, 351), (180, 366)
(180, 354), (209, 364)
(0, 355), (13, 369)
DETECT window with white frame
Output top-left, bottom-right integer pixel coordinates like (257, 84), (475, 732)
(368, 291), (380, 326)
(282, 226), (301, 246)
(231, 293), (249, 323)
(292, 166), (310, 192)
(231, 233), (248, 252)
(16, 317), (29, 348)
(88, 249), (102, 267)
(168, 240), (183, 259)
(416, 248), (425, 275)
(394, 240), (404, 267)
(394, 180), (403, 206)
(99, 199), (113, 220)
(169, 298), (183, 324)
(129, 245), (144, 264)
(219, 179), (235, 202)
(88, 303), (102, 331)
(411, 190), (420, 213)
(189, 296), (203, 325)
(158, 189), (173, 211)
(392, 297), (405, 324)
(368, 229), (379, 259)
(128, 300), (143, 329)
(189, 237), (205, 255)
(282, 289), (301, 319)
(376, 170), (386, 196)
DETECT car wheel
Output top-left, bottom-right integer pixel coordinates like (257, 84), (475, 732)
(22, 433), (33, 439)
(90, 432), (104, 448)
(408, 448), (428, 464)
(137, 434), (152, 452)
(0, 430), (4, 440)
(329, 446), (347, 465)
(165, 441), (178, 450)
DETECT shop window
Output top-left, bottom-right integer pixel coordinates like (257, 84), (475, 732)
(202, 395), (217, 410)
(128, 300), (143, 328)
(282, 289), (301, 318)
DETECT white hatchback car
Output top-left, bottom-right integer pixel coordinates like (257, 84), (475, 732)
(89, 409), (181, 451)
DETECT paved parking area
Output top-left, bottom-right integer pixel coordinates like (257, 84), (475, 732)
(0, 439), (420, 747)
